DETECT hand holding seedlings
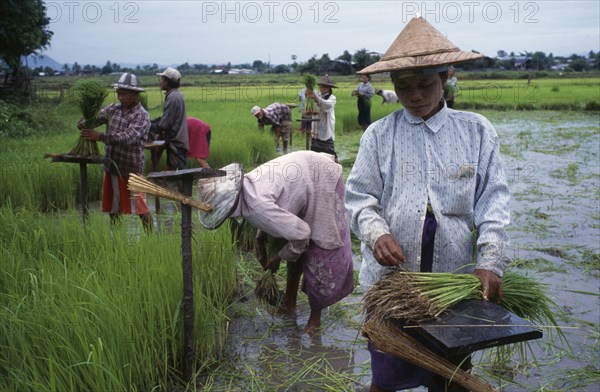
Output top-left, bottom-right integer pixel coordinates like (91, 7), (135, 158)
(80, 129), (100, 141)
(265, 255), (282, 273)
(473, 269), (503, 303)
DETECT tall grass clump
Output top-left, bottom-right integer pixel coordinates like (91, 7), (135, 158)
(0, 206), (237, 391)
(68, 79), (108, 157)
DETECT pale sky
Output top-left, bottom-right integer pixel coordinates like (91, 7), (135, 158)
(42, 0), (600, 67)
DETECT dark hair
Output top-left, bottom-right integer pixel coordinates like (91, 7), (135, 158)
(162, 76), (180, 89)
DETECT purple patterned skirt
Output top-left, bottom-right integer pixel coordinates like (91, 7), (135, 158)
(301, 176), (354, 310)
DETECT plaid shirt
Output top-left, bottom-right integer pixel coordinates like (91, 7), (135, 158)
(97, 102), (150, 176)
(261, 103), (291, 126)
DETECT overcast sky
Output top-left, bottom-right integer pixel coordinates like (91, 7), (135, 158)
(42, 0), (600, 66)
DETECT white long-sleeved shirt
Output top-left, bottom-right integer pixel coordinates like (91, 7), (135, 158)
(313, 93), (336, 141)
(345, 103), (511, 288)
(232, 151), (344, 262)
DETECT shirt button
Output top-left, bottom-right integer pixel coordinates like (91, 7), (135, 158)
(417, 257), (421, 261)
(421, 216), (426, 221)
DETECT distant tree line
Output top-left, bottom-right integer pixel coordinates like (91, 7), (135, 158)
(27, 49), (599, 78)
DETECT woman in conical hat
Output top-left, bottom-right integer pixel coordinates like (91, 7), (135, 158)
(306, 74), (338, 158)
(345, 16), (510, 392)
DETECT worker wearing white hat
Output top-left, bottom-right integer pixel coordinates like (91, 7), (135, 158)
(345, 16), (511, 392)
(150, 67), (189, 170)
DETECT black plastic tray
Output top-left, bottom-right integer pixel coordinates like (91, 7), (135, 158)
(411, 299), (543, 356)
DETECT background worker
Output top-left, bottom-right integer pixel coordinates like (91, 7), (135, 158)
(79, 72), (152, 230)
(345, 17), (511, 392)
(443, 66), (458, 108)
(150, 67), (188, 170)
(375, 88), (400, 104)
(305, 74), (337, 158)
(352, 74), (374, 130)
(251, 103), (292, 154)
(186, 117), (211, 168)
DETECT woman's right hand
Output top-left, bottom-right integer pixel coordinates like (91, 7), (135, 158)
(373, 234), (406, 267)
(265, 255), (282, 273)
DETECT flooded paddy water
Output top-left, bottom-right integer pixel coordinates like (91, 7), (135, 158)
(154, 111), (599, 391)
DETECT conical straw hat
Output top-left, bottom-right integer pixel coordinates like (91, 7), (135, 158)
(197, 163), (243, 230)
(358, 16), (483, 75)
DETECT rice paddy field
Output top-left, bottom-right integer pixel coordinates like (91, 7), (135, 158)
(1, 73), (599, 391)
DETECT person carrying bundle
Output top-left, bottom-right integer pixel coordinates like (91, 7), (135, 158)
(79, 73), (152, 230)
(197, 151), (354, 335)
(306, 75), (338, 158)
(344, 16), (511, 392)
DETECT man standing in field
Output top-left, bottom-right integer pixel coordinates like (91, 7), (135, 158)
(150, 67), (189, 170)
(345, 16), (511, 392)
(79, 73), (152, 230)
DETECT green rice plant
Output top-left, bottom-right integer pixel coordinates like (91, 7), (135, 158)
(302, 73), (318, 115)
(68, 79), (109, 157)
(0, 206), (237, 391)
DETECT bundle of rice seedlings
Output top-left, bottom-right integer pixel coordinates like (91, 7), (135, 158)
(127, 174), (213, 212)
(363, 271), (480, 324)
(302, 74), (319, 115)
(254, 270), (282, 307)
(363, 270), (565, 342)
(68, 79), (108, 157)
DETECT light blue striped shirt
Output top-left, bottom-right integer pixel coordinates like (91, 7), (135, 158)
(345, 103), (511, 288)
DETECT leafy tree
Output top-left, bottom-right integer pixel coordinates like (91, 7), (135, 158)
(272, 64), (290, 74)
(530, 51), (550, 70)
(252, 60), (268, 72)
(0, 0), (53, 82)
(353, 49), (379, 73)
(336, 50), (353, 74)
(569, 57), (588, 72)
(101, 61), (113, 74)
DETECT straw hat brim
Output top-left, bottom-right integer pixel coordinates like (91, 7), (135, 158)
(357, 16), (483, 75)
(197, 163), (243, 230)
(358, 50), (483, 75)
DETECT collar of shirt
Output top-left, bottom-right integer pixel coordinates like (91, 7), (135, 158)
(401, 100), (449, 133)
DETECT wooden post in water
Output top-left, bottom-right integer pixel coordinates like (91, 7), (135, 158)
(49, 155), (106, 222)
(180, 174), (195, 381)
(79, 162), (89, 220)
(146, 167), (225, 382)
